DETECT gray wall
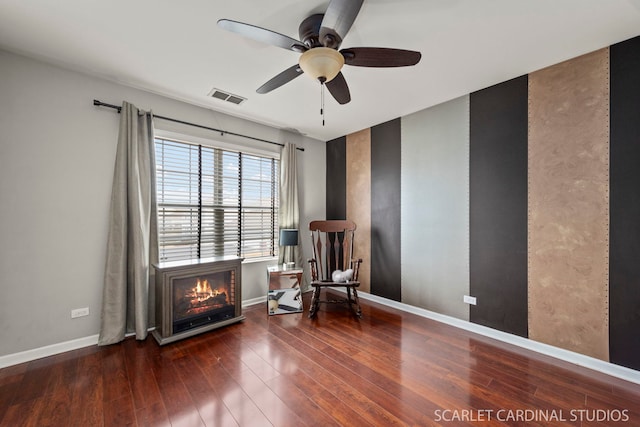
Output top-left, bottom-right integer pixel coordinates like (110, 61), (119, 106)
(400, 96), (470, 320)
(0, 50), (325, 358)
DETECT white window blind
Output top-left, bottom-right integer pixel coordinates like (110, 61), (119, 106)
(155, 137), (278, 262)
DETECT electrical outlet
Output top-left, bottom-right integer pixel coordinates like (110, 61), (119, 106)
(463, 295), (477, 305)
(71, 307), (90, 318)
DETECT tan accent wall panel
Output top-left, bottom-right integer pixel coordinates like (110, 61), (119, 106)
(528, 48), (610, 361)
(346, 128), (371, 293)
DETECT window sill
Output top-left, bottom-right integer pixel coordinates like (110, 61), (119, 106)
(242, 256), (278, 265)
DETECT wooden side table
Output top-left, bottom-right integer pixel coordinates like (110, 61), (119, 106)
(267, 265), (303, 290)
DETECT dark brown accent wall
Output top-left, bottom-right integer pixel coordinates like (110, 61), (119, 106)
(610, 35), (640, 371)
(469, 76), (528, 337)
(326, 136), (346, 220)
(371, 119), (402, 301)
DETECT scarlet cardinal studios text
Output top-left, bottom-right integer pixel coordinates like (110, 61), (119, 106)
(434, 408), (629, 423)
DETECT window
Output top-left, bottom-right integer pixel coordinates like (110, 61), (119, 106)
(154, 137), (278, 262)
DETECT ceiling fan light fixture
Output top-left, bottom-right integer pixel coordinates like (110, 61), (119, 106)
(298, 47), (344, 83)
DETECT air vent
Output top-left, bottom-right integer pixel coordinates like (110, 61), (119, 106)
(208, 88), (246, 105)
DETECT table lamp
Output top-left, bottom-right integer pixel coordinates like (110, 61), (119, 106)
(279, 228), (298, 269)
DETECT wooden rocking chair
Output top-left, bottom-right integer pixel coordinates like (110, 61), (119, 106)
(308, 220), (363, 318)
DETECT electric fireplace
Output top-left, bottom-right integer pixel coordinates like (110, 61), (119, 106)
(152, 256), (245, 345)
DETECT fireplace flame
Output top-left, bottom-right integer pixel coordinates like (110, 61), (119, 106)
(191, 279), (228, 304)
(195, 279), (212, 297)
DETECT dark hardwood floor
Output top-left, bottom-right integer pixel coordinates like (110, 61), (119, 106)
(1, 292), (639, 426)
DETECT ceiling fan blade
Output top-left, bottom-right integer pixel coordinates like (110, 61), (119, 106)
(256, 64), (304, 94)
(319, 0), (364, 49)
(217, 19), (307, 52)
(326, 72), (351, 104)
(341, 47), (422, 67)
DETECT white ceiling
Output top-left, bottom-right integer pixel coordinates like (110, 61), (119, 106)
(1, 0), (640, 141)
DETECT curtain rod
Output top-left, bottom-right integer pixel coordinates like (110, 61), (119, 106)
(93, 99), (304, 151)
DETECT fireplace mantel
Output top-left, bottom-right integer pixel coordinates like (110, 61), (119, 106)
(152, 256), (245, 345)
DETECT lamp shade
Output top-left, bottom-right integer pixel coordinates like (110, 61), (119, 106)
(279, 229), (299, 246)
(298, 47), (345, 83)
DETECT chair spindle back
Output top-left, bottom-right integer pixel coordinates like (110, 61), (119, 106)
(309, 220), (357, 281)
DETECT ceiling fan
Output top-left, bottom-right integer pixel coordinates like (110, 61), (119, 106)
(217, 0), (421, 105)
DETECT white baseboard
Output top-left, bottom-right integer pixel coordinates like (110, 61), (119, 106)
(1, 296), (265, 368)
(0, 334), (99, 369)
(3, 293), (640, 387)
(355, 290), (640, 386)
(243, 295), (267, 307)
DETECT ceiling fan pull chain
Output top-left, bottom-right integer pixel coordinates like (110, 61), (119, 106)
(321, 81), (325, 126)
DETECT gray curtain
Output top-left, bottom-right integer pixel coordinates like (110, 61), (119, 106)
(278, 143), (303, 271)
(98, 101), (158, 345)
